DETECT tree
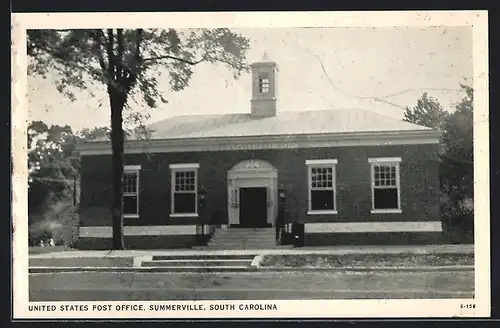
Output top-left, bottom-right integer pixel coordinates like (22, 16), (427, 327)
(28, 121), (102, 216)
(403, 92), (448, 130)
(403, 84), (474, 239)
(27, 29), (250, 249)
(440, 84), (474, 216)
(28, 121), (77, 216)
(79, 126), (112, 141)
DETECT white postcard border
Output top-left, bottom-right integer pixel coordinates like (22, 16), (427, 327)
(11, 10), (490, 319)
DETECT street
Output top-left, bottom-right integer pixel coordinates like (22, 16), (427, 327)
(29, 270), (474, 301)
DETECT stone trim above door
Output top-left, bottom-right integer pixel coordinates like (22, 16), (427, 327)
(227, 160), (278, 227)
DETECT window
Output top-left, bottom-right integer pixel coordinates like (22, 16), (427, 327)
(369, 157), (402, 213)
(123, 165), (141, 217)
(170, 163), (199, 217)
(259, 74), (270, 93)
(306, 159), (337, 214)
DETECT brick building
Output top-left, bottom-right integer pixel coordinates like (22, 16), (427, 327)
(75, 60), (442, 249)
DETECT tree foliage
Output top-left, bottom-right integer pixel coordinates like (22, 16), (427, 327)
(27, 29), (250, 105)
(403, 84), (474, 224)
(28, 122), (111, 216)
(440, 84), (474, 214)
(28, 121), (76, 215)
(27, 28), (251, 249)
(403, 92), (448, 130)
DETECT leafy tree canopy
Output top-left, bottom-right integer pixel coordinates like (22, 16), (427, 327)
(27, 28), (251, 249)
(28, 122), (117, 215)
(403, 92), (447, 130)
(403, 84), (474, 219)
(27, 29), (250, 106)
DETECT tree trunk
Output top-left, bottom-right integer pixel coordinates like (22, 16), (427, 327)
(109, 86), (126, 250)
(73, 173), (77, 207)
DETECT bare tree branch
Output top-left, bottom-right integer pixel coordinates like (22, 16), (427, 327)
(141, 54), (205, 66)
(89, 29), (108, 72)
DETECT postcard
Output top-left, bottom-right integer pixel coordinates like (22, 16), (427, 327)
(11, 10), (489, 319)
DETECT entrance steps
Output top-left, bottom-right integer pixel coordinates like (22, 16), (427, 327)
(140, 254), (257, 271)
(204, 227), (286, 250)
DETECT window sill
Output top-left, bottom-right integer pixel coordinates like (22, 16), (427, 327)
(370, 209), (402, 214)
(124, 214), (139, 218)
(307, 210), (338, 215)
(169, 213), (199, 218)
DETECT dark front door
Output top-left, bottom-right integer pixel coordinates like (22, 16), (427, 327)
(239, 187), (268, 228)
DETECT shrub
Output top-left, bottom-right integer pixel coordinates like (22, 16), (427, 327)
(441, 195), (474, 244)
(28, 200), (80, 247)
(29, 219), (62, 246)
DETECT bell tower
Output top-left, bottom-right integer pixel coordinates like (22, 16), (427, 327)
(250, 53), (277, 117)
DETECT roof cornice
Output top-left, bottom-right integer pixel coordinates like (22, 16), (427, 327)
(76, 130), (441, 156)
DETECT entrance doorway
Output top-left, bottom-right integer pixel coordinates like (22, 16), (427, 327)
(227, 159), (278, 227)
(238, 187), (268, 228)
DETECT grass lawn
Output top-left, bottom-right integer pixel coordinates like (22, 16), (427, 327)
(29, 246), (76, 255)
(29, 257), (135, 267)
(259, 253), (474, 268)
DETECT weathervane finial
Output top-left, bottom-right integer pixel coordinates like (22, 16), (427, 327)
(262, 52), (269, 61)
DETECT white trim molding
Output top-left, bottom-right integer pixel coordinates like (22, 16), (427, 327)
(123, 166), (141, 218)
(169, 163), (200, 169)
(76, 130), (441, 155)
(371, 209), (402, 214)
(170, 163), (199, 216)
(79, 225), (198, 238)
(227, 159), (278, 227)
(369, 157), (402, 213)
(305, 159), (338, 165)
(304, 221), (443, 234)
(124, 165), (142, 171)
(306, 159), (337, 214)
(307, 210), (338, 215)
(169, 213), (199, 218)
(368, 157), (402, 163)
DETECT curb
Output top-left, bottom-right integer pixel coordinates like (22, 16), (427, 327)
(29, 266), (259, 273)
(29, 265), (474, 274)
(256, 265), (475, 273)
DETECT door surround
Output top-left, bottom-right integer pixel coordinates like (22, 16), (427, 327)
(227, 159), (278, 227)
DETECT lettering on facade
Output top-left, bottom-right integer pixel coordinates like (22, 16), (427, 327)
(245, 160), (260, 169)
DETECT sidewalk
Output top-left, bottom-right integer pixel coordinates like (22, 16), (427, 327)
(30, 244), (474, 259)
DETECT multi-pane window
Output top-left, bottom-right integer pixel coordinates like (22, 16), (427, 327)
(123, 165), (140, 217)
(259, 74), (270, 93)
(306, 159), (337, 214)
(369, 157), (401, 212)
(170, 163), (199, 216)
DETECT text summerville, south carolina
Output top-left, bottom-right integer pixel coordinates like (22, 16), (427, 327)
(29, 303), (279, 312)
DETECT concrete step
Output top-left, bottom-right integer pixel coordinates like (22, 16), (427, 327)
(208, 239), (276, 243)
(134, 266), (257, 272)
(215, 231), (275, 234)
(193, 244), (293, 250)
(206, 228), (279, 250)
(212, 236), (274, 238)
(208, 241), (276, 245)
(215, 230), (275, 234)
(212, 234), (275, 238)
(210, 239), (276, 243)
(213, 235), (276, 239)
(205, 246), (277, 250)
(152, 254), (256, 261)
(142, 259), (253, 267)
(212, 240), (275, 244)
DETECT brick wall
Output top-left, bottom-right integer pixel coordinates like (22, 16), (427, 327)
(79, 143), (440, 228)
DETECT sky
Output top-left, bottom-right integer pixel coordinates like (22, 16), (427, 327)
(27, 26), (473, 131)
